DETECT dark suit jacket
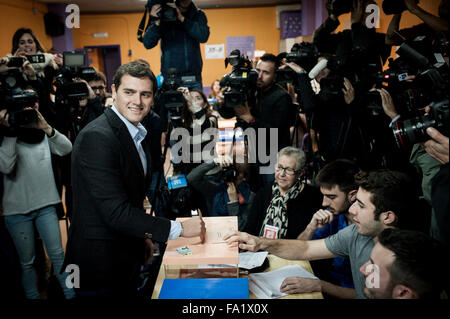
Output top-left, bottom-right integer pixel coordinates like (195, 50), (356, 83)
(63, 108), (171, 293)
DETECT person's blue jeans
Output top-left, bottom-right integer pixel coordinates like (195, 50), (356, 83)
(4, 205), (75, 299)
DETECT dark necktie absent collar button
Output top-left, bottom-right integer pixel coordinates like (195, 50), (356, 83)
(144, 232), (152, 239)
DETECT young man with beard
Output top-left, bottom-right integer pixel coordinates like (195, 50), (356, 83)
(360, 228), (445, 299)
(0, 88), (75, 299)
(280, 159), (359, 298)
(225, 169), (414, 299)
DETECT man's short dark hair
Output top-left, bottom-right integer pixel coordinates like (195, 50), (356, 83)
(355, 169), (413, 225)
(378, 228), (444, 299)
(259, 53), (280, 69)
(315, 159), (359, 194)
(91, 70), (107, 85)
(113, 61), (157, 96)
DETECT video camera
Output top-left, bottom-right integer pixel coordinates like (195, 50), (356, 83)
(276, 42), (319, 93)
(148, 0), (179, 23)
(159, 68), (185, 126)
(53, 51), (95, 103)
(0, 68), (38, 128)
(219, 49), (258, 108)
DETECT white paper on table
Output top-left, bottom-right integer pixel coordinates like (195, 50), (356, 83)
(237, 251), (269, 269)
(249, 265), (318, 299)
(199, 251), (268, 269)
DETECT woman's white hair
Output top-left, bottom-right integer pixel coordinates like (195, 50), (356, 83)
(277, 146), (306, 171)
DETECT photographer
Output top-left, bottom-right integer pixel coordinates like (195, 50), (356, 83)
(218, 53), (297, 185)
(143, 0), (209, 90)
(0, 87), (74, 299)
(71, 78), (105, 133)
(377, 87), (449, 245)
(187, 156), (255, 230)
(386, 0), (449, 46)
(8, 28), (62, 125)
(87, 69), (110, 106)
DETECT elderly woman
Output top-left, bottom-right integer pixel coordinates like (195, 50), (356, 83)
(243, 147), (322, 239)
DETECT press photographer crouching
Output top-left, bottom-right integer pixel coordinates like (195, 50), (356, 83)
(0, 83), (75, 299)
(186, 156), (255, 229)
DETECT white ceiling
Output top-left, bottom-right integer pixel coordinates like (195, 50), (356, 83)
(37, 0), (301, 13)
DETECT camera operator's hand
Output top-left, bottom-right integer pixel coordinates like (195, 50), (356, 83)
(53, 53), (63, 67)
(22, 60), (37, 81)
(351, 0), (364, 24)
(178, 87), (192, 105)
(0, 57), (9, 73)
(214, 155), (233, 168)
(423, 128), (449, 164)
(26, 108), (53, 137)
(167, 2), (185, 23)
(234, 102), (254, 124)
(75, 78), (96, 100)
(342, 77), (355, 105)
(284, 61), (306, 74)
(376, 88), (398, 120)
(150, 4), (162, 26)
(227, 182), (239, 202)
(0, 109), (10, 128)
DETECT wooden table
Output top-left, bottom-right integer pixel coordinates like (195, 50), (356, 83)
(152, 254), (323, 299)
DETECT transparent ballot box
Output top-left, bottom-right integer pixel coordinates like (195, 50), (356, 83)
(162, 216), (239, 279)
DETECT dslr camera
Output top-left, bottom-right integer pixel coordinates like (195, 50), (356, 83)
(159, 68), (185, 126)
(219, 49), (258, 108)
(0, 68), (38, 128)
(149, 0), (179, 23)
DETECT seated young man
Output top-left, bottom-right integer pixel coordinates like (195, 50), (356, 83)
(225, 169), (417, 299)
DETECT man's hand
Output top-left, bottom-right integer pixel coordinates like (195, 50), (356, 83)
(404, 0), (419, 14)
(280, 277), (321, 294)
(0, 109), (10, 128)
(234, 103), (254, 123)
(150, 4), (162, 25)
(350, 0), (364, 24)
(224, 231), (260, 251)
(181, 216), (206, 243)
(376, 88), (398, 120)
(423, 127), (449, 164)
(27, 109), (53, 136)
(75, 78), (96, 100)
(342, 77), (355, 105)
(308, 209), (335, 231)
(167, 2), (184, 23)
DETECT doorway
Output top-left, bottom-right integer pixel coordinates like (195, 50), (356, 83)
(85, 45), (122, 93)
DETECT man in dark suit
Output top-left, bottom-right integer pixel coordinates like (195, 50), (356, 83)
(63, 62), (205, 298)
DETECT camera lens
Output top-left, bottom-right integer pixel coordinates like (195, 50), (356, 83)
(392, 115), (435, 148)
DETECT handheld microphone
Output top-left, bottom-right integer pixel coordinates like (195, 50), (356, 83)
(308, 59), (328, 79)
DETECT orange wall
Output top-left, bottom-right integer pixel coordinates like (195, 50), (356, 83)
(0, 1), (441, 86)
(72, 7), (279, 88)
(0, 0), (52, 56)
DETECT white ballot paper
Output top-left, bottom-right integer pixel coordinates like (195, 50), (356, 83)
(198, 251), (268, 269)
(238, 251), (268, 269)
(249, 265), (318, 299)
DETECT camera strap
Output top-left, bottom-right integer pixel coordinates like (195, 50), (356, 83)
(137, 2), (152, 43)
